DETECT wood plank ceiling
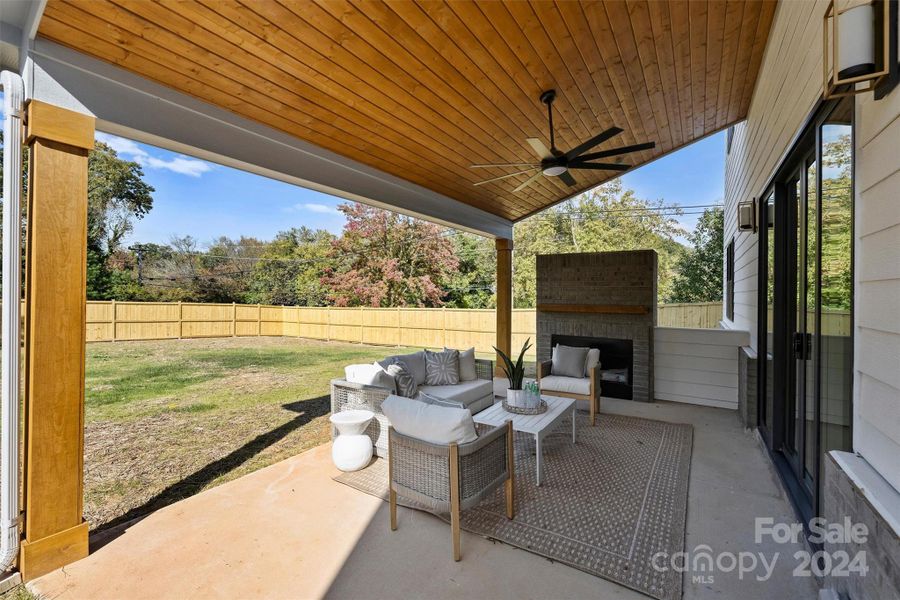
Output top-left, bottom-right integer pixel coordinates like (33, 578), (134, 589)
(38, 0), (777, 222)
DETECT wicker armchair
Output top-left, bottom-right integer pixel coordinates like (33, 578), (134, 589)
(388, 421), (514, 561)
(331, 358), (494, 458)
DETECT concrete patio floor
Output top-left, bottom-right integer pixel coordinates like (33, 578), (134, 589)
(31, 398), (818, 600)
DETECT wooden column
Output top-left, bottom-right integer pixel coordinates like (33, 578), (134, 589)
(20, 100), (94, 580)
(495, 238), (513, 377)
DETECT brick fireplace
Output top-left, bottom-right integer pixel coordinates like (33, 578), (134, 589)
(536, 250), (657, 402)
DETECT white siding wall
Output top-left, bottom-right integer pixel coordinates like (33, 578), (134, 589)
(723, 0), (829, 349)
(854, 87), (900, 492)
(654, 327), (750, 409)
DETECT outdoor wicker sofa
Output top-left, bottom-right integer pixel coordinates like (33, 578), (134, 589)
(330, 356), (494, 458)
(388, 420), (514, 561)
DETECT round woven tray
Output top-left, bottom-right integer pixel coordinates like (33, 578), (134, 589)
(502, 398), (548, 415)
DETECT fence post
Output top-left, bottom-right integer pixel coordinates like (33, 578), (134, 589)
(442, 306), (447, 348)
(110, 299), (116, 342)
(358, 306), (364, 344)
(326, 307), (331, 342)
(396, 307), (401, 348)
(257, 304), (262, 336)
(178, 301), (183, 339)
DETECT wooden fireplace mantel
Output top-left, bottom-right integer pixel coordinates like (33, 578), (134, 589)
(536, 303), (651, 315)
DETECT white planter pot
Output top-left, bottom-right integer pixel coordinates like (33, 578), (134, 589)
(507, 388), (524, 408)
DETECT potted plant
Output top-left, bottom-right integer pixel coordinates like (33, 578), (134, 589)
(493, 338), (533, 408)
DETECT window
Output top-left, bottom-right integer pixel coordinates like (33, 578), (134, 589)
(726, 238), (735, 321)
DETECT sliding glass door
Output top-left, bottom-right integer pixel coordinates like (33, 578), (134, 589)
(757, 96), (854, 523)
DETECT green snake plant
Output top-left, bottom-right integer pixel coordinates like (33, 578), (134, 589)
(493, 338), (533, 390)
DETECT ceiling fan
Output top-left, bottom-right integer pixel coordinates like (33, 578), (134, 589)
(470, 89), (655, 192)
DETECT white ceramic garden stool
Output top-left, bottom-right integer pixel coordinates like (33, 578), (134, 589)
(329, 409), (375, 472)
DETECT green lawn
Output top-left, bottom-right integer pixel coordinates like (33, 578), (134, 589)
(83, 337), (419, 531)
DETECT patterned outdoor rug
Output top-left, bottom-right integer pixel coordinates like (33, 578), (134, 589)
(334, 412), (692, 600)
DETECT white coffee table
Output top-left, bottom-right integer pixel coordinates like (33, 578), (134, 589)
(473, 395), (576, 486)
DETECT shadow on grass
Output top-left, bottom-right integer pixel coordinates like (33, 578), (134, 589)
(90, 394), (331, 550)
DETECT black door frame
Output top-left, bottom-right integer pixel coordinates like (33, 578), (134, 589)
(755, 95), (854, 529)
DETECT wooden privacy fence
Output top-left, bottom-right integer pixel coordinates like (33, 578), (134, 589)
(85, 300), (729, 350)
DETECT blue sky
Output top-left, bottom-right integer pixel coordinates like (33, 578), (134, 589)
(2, 90), (725, 246)
(104, 129), (725, 247)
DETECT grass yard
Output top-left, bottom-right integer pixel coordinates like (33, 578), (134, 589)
(83, 336), (420, 532)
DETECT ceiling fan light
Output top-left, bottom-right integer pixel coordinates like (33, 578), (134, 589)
(542, 165), (567, 177)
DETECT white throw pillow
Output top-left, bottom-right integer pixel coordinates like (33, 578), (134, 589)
(382, 395), (478, 445)
(584, 348), (601, 377)
(344, 363), (395, 390)
(450, 347), (478, 381)
(551, 344), (589, 379)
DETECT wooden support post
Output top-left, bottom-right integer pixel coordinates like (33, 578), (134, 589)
(495, 238), (513, 377)
(177, 301), (183, 339)
(232, 302), (237, 337)
(20, 100), (95, 581)
(257, 303), (262, 336)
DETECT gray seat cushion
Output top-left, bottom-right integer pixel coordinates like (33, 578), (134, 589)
(540, 375), (590, 396)
(418, 379), (493, 409)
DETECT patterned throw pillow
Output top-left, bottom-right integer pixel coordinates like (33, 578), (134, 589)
(425, 349), (460, 386)
(386, 360), (417, 398)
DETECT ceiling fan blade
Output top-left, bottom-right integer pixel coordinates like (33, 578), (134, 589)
(558, 171), (577, 187)
(526, 138), (552, 159)
(513, 170), (545, 193)
(565, 127), (624, 160)
(473, 167), (538, 186)
(470, 162), (539, 168)
(568, 162), (630, 171)
(575, 141), (656, 162)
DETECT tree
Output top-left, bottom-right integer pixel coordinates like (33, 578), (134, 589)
(667, 206), (724, 303)
(512, 181), (686, 307)
(444, 233), (496, 308)
(250, 227), (335, 306)
(85, 141), (155, 299)
(322, 203), (459, 307)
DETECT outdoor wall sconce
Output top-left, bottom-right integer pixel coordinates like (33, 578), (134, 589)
(823, 0), (891, 99)
(738, 198), (756, 232)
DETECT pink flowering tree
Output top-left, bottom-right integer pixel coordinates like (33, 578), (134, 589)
(321, 203), (460, 307)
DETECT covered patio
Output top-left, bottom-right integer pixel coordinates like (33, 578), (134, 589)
(0, 1), (807, 598)
(31, 398), (816, 600)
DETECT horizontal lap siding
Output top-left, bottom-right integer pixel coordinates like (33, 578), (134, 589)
(654, 327), (750, 409)
(723, 0), (827, 350)
(855, 88), (900, 492)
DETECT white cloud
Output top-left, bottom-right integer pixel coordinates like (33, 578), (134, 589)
(302, 203), (339, 214)
(95, 132), (211, 177)
(145, 155), (212, 177)
(96, 132), (147, 159)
